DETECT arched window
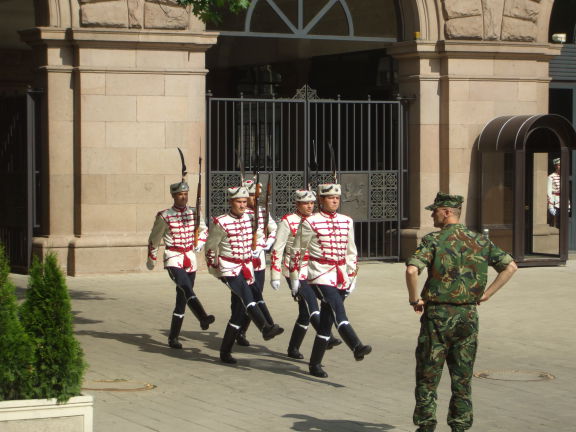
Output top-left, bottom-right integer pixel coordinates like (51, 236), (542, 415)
(208, 0), (398, 42)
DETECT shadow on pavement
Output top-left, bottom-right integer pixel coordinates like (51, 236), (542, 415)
(283, 413), (395, 431)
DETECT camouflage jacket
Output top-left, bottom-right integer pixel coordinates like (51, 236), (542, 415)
(406, 224), (513, 304)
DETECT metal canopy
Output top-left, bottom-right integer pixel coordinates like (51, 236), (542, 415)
(477, 114), (576, 153)
(218, 0), (397, 43)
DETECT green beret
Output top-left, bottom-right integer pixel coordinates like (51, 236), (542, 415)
(425, 192), (464, 210)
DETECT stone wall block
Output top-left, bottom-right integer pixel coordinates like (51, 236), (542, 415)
(107, 122), (165, 148)
(137, 148), (182, 174)
(82, 95), (137, 122)
(137, 96), (190, 122)
(482, 0), (505, 40)
(503, 0), (541, 22)
(106, 73), (164, 96)
(80, 72), (106, 95)
(128, 0), (145, 28)
(82, 174), (107, 204)
(83, 148), (137, 174)
(137, 204), (165, 232)
(442, 0), (482, 19)
(80, 0), (129, 28)
(445, 16), (484, 40)
(107, 175), (164, 203)
(81, 121), (106, 148)
(144, 0), (188, 30)
(82, 203), (137, 232)
(501, 16), (538, 41)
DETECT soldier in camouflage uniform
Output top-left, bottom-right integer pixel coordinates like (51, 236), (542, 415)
(405, 192), (517, 432)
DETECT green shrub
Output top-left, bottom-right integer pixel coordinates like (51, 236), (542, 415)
(0, 244), (36, 401)
(20, 253), (86, 403)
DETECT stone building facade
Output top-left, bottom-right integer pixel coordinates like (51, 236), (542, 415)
(0, 0), (564, 274)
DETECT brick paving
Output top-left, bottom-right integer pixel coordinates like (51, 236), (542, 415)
(10, 260), (576, 432)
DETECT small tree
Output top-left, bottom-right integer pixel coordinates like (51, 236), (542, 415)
(176, 0), (250, 24)
(0, 244), (35, 401)
(20, 253), (86, 403)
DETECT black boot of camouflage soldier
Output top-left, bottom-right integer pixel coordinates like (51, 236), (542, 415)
(309, 336), (329, 378)
(310, 312), (341, 350)
(287, 323), (307, 359)
(168, 314), (184, 349)
(236, 318), (250, 346)
(338, 323), (372, 361)
(246, 304), (283, 340)
(187, 297), (215, 330)
(220, 323), (240, 364)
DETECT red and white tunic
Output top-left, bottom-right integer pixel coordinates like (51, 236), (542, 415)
(204, 212), (263, 285)
(147, 206), (208, 272)
(290, 210), (357, 289)
(547, 172), (560, 211)
(246, 206), (277, 272)
(270, 212), (309, 281)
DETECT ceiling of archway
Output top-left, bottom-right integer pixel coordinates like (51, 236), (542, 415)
(0, 0), (35, 50)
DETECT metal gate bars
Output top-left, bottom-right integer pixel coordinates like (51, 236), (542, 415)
(207, 88), (405, 260)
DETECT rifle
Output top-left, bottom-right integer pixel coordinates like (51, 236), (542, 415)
(327, 141), (337, 184)
(263, 173), (272, 235)
(251, 170), (261, 251)
(194, 156), (202, 248)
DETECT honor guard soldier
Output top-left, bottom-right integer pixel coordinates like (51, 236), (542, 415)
(234, 178), (278, 347)
(270, 189), (341, 359)
(147, 180), (214, 349)
(406, 192), (517, 432)
(205, 185), (284, 364)
(290, 183), (371, 378)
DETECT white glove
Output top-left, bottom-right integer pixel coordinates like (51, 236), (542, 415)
(194, 244), (204, 253)
(146, 259), (155, 271)
(270, 280), (281, 291)
(263, 237), (275, 252)
(252, 247), (262, 258)
(290, 279), (300, 296)
(346, 279), (356, 296)
(549, 207), (557, 216)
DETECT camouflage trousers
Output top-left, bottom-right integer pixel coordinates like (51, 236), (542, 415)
(413, 304), (479, 432)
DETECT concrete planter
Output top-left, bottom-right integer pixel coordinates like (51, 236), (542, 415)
(0, 395), (93, 432)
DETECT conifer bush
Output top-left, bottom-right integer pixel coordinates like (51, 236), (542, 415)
(20, 253), (86, 403)
(0, 243), (35, 401)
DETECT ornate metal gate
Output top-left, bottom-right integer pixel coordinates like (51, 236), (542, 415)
(207, 87), (405, 260)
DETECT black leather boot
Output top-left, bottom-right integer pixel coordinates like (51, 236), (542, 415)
(287, 323), (307, 359)
(338, 323), (372, 361)
(258, 302), (275, 325)
(309, 336), (329, 378)
(168, 314), (184, 349)
(236, 318), (250, 346)
(220, 324), (240, 364)
(247, 304), (284, 341)
(310, 312), (341, 350)
(187, 297), (215, 330)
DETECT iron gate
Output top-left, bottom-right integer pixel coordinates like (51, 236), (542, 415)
(207, 87), (406, 260)
(0, 90), (41, 271)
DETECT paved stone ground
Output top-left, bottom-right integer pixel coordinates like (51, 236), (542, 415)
(11, 260), (576, 432)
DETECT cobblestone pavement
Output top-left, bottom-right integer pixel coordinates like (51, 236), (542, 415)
(11, 260), (576, 432)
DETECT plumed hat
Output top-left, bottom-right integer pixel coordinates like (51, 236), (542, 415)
(294, 189), (316, 202)
(228, 186), (250, 199)
(318, 183), (341, 196)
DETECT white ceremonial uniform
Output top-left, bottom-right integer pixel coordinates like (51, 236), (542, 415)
(205, 212), (263, 285)
(148, 206), (208, 272)
(246, 206), (277, 271)
(547, 172), (560, 213)
(290, 210), (357, 289)
(270, 212), (309, 282)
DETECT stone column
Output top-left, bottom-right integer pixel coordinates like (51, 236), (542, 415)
(21, 1), (218, 274)
(389, 40), (559, 258)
